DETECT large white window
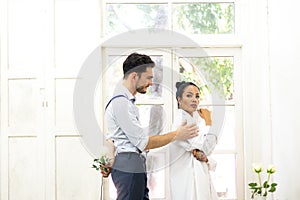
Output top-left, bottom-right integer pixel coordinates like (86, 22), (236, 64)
(101, 1), (243, 199)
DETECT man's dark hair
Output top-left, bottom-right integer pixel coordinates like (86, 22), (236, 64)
(123, 53), (155, 78)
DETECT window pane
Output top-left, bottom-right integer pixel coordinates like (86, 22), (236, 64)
(215, 106), (236, 150)
(179, 57), (234, 101)
(146, 151), (167, 198)
(103, 55), (124, 102)
(210, 154), (237, 199)
(105, 4), (168, 35)
(104, 55), (164, 102)
(138, 105), (165, 136)
(173, 3), (235, 34)
(136, 56), (164, 100)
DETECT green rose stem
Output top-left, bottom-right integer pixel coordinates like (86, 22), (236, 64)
(99, 176), (103, 200)
(266, 172), (271, 190)
(258, 171), (262, 190)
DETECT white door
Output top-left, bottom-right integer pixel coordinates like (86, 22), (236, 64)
(0, 0), (101, 199)
(0, 0), (47, 198)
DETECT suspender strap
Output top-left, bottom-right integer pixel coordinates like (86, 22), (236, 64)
(105, 95), (127, 110)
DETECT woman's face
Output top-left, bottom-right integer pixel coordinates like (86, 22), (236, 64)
(177, 85), (200, 116)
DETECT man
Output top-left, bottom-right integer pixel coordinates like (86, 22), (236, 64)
(103, 53), (198, 200)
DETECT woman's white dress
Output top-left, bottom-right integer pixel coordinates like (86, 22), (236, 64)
(169, 109), (219, 200)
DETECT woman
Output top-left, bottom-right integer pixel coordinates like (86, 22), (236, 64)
(169, 81), (219, 200)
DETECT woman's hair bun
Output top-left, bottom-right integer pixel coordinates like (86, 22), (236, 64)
(175, 81), (186, 89)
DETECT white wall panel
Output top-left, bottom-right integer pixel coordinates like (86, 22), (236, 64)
(8, 0), (46, 69)
(54, 78), (76, 133)
(8, 137), (42, 200)
(8, 79), (40, 135)
(55, 136), (100, 200)
(54, 0), (101, 70)
(1, 0), (102, 199)
(269, 1), (300, 199)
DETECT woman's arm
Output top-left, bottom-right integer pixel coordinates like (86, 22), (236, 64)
(198, 108), (212, 125)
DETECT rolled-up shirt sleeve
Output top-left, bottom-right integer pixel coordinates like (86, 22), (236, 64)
(110, 97), (149, 151)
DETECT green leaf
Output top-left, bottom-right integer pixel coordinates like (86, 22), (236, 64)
(271, 183), (278, 186)
(257, 190), (262, 195)
(248, 183), (257, 187)
(269, 187), (276, 192)
(263, 181), (270, 188)
(263, 191), (267, 196)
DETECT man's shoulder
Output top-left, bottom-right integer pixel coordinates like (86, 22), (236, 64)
(105, 94), (128, 111)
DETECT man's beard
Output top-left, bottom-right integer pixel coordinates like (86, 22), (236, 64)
(136, 86), (147, 94)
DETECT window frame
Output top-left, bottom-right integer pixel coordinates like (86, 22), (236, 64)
(175, 47), (244, 199)
(101, 0), (244, 199)
(102, 0), (242, 44)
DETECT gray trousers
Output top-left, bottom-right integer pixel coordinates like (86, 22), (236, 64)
(111, 152), (149, 200)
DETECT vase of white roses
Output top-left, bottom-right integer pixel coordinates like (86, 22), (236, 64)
(248, 164), (277, 200)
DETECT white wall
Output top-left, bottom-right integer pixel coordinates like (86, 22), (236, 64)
(269, 1), (300, 199)
(242, 0), (274, 197)
(0, 0), (103, 199)
(243, 0), (300, 199)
